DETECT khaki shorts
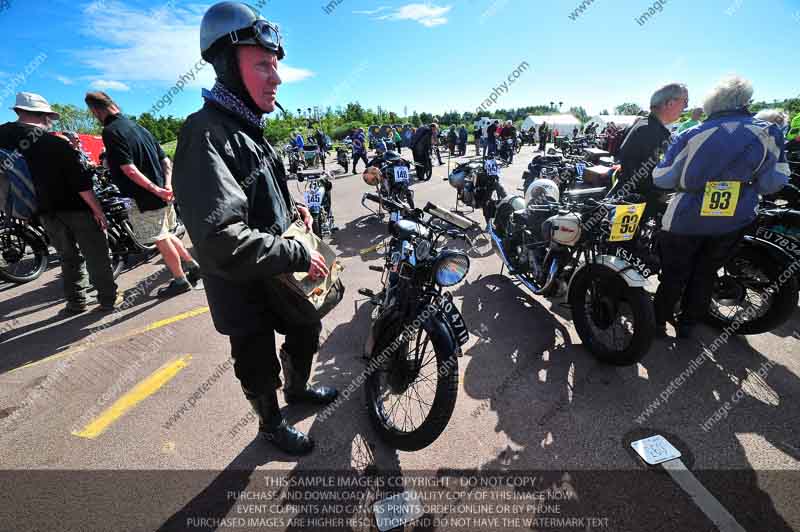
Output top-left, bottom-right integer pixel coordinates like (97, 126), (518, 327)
(128, 204), (176, 245)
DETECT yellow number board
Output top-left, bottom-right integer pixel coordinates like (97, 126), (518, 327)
(700, 181), (741, 217)
(609, 203), (647, 242)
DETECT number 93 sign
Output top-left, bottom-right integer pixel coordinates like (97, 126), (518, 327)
(609, 203), (647, 242)
(700, 181), (740, 217)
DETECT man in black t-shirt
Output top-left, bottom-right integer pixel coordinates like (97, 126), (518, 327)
(86, 91), (201, 298)
(0, 92), (118, 313)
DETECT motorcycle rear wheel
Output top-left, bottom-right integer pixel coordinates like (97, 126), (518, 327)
(569, 265), (655, 366)
(0, 224), (49, 284)
(365, 320), (458, 451)
(704, 246), (799, 335)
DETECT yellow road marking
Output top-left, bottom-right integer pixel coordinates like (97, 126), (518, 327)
(359, 241), (386, 256)
(6, 307), (209, 375)
(72, 355), (192, 439)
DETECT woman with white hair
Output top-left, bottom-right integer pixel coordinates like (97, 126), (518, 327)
(754, 109), (787, 128)
(651, 75), (790, 338)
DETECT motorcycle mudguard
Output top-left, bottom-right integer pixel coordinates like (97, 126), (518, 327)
(741, 234), (799, 268)
(568, 255), (647, 301)
(364, 304), (460, 363)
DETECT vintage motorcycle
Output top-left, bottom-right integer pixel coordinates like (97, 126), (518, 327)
(360, 151), (415, 216)
(296, 170), (335, 238)
(359, 193), (473, 451)
(0, 173), (186, 284)
(608, 196), (799, 336)
(487, 180), (657, 365)
(0, 213), (49, 284)
(447, 156), (506, 222)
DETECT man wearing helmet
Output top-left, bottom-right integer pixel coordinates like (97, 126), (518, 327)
(172, 2), (337, 456)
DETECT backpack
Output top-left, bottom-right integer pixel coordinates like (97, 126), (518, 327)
(0, 148), (37, 220)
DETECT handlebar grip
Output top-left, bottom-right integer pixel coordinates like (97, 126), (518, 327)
(364, 192), (381, 204)
(369, 265), (384, 272)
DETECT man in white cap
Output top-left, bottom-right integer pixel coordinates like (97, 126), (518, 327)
(0, 92), (120, 313)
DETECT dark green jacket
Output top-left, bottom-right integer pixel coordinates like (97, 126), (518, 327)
(173, 101), (311, 336)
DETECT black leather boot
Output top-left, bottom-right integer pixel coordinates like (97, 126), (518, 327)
(245, 388), (314, 456)
(280, 348), (339, 406)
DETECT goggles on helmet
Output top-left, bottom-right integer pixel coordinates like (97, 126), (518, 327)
(229, 19), (284, 60)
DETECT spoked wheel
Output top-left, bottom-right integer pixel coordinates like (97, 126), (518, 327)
(569, 265), (655, 365)
(365, 321), (458, 451)
(0, 225), (49, 284)
(705, 247), (799, 335)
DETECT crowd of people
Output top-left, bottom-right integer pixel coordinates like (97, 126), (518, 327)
(0, 91), (203, 315)
(1, 0), (794, 459)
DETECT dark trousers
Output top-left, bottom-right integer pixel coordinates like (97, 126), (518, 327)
(352, 151), (368, 173)
(318, 149), (326, 171)
(487, 139), (497, 157)
(413, 150), (432, 180)
(654, 229), (743, 326)
(39, 210), (117, 306)
(230, 320), (322, 395)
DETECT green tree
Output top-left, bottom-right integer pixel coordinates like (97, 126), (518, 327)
(410, 112), (421, 127)
(600, 109), (609, 115)
(51, 103), (101, 134)
(419, 112), (433, 125)
(615, 102), (643, 115)
(569, 106), (589, 123)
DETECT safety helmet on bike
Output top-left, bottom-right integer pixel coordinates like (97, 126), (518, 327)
(363, 166), (382, 187)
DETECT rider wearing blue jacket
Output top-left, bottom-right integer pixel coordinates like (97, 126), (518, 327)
(651, 76), (789, 338)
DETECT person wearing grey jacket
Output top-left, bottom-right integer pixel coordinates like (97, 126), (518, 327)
(172, 2), (337, 456)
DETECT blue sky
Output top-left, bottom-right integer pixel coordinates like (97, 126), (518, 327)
(0, 0), (797, 124)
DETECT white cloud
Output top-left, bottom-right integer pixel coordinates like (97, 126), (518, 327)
(55, 75), (74, 85)
(90, 80), (131, 91)
(371, 3), (452, 27)
(72, 1), (312, 90)
(353, 7), (390, 15)
(279, 64), (314, 83)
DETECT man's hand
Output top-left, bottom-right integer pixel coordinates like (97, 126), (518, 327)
(307, 250), (329, 280)
(297, 205), (313, 232)
(92, 209), (108, 231)
(154, 186), (174, 202)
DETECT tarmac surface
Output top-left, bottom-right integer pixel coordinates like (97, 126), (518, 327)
(0, 145), (798, 531)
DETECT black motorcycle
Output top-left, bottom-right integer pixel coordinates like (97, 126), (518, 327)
(613, 199), (799, 336)
(488, 180), (657, 365)
(93, 178), (186, 277)
(498, 137), (515, 164)
(447, 156), (506, 223)
(361, 151), (415, 217)
(704, 203), (799, 334)
(359, 194), (472, 451)
(1, 174), (185, 284)
(0, 213), (49, 284)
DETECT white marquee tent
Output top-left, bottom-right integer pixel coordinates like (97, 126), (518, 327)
(520, 114), (582, 137)
(587, 115), (640, 130)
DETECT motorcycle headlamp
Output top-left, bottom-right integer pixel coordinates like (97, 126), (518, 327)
(230, 19), (285, 59)
(433, 251), (470, 287)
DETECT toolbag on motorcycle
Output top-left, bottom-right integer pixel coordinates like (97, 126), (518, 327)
(267, 220), (345, 325)
(0, 148), (38, 220)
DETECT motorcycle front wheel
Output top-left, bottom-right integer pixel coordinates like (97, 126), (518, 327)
(705, 246), (799, 335)
(569, 265), (655, 366)
(365, 319), (459, 451)
(0, 224), (49, 284)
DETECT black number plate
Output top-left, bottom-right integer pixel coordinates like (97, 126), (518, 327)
(437, 296), (469, 346)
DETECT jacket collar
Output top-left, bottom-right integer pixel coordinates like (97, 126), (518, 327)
(202, 82), (265, 131)
(103, 113), (121, 127)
